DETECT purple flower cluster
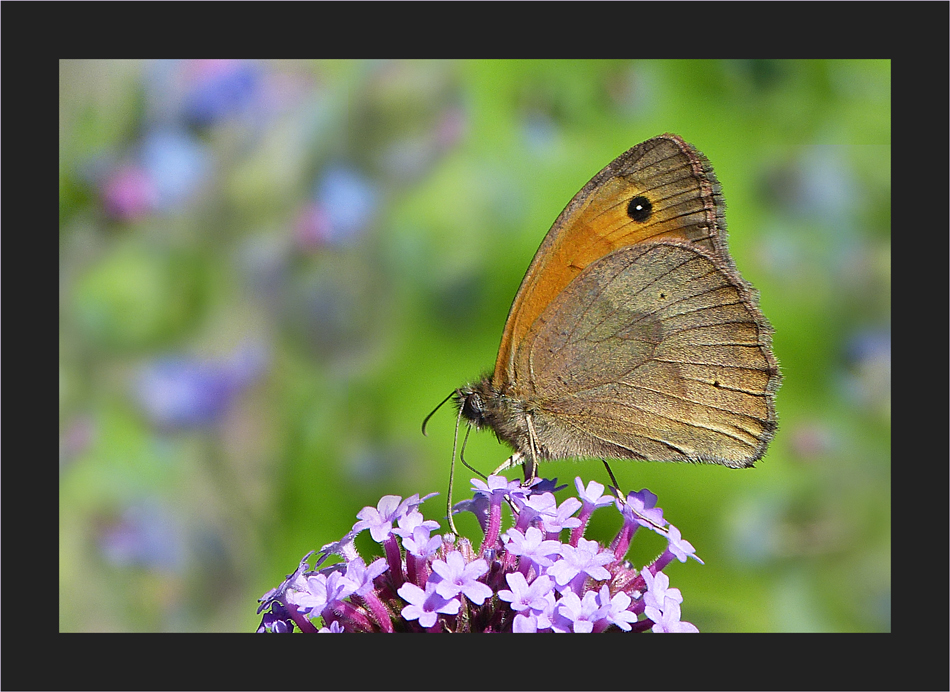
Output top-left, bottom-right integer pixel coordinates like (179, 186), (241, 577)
(257, 475), (700, 633)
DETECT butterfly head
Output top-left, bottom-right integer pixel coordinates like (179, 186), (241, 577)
(453, 377), (493, 430)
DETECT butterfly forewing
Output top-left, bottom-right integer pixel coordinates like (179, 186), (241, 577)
(493, 134), (727, 388)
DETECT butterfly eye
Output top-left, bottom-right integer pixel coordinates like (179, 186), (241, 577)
(462, 391), (484, 421)
(627, 196), (652, 222)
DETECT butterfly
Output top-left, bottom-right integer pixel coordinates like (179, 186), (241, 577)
(432, 134), (780, 527)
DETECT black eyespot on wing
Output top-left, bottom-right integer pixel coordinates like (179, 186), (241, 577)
(627, 196), (652, 222)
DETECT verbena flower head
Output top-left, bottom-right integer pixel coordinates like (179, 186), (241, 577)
(257, 475), (700, 633)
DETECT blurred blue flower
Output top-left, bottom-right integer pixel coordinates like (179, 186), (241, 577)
(842, 327), (890, 414)
(311, 166), (379, 246)
(98, 502), (185, 573)
(796, 146), (858, 224)
(521, 110), (562, 154)
(182, 59), (262, 126)
(139, 129), (211, 211)
(134, 345), (267, 429)
(845, 328), (890, 366)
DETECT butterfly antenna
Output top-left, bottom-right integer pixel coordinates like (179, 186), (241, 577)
(603, 459), (666, 533)
(446, 405), (464, 534)
(602, 459), (624, 499)
(459, 425), (487, 480)
(422, 390), (456, 436)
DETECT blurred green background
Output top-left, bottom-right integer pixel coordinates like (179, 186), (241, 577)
(59, 59), (890, 632)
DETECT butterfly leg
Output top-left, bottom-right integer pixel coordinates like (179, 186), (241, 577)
(523, 414), (541, 482)
(489, 413), (542, 480)
(491, 450), (525, 475)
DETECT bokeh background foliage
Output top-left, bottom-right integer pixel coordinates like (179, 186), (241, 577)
(59, 59), (890, 632)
